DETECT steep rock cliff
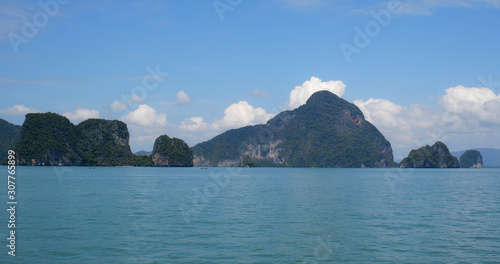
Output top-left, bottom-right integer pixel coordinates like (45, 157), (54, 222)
(152, 135), (193, 167)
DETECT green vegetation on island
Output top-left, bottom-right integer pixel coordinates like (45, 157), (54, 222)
(193, 90), (395, 168)
(14, 113), (137, 166)
(77, 118), (139, 166)
(4, 103), (494, 169)
(0, 118), (21, 162)
(459, 150), (483, 168)
(399, 141), (459, 168)
(152, 135), (193, 167)
(12, 113), (192, 167)
(14, 112), (80, 164)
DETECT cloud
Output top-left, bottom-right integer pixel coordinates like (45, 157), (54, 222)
(110, 94), (147, 113)
(220, 101), (275, 129)
(288, 76), (345, 109)
(111, 101), (127, 111)
(439, 85), (500, 124)
(123, 104), (169, 152)
(354, 99), (447, 159)
(179, 116), (209, 131)
(63, 108), (100, 122)
(275, 0), (500, 14)
(179, 101), (275, 132)
(354, 98), (406, 128)
(378, 0), (500, 16)
(251, 88), (271, 98)
(176, 90), (191, 105)
(124, 104), (167, 127)
(129, 94), (145, 103)
(0, 105), (40, 115)
(354, 86), (500, 160)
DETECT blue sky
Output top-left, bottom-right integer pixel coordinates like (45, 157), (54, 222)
(1, 0), (500, 160)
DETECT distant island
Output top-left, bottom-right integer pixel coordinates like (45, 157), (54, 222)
(452, 148), (499, 167)
(134, 150), (152, 156)
(0, 91), (493, 168)
(399, 141), (460, 168)
(459, 150), (483, 168)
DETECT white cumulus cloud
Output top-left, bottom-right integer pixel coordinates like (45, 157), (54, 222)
(220, 101), (275, 129)
(63, 108), (100, 122)
(355, 98), (449, 159)
(179, 101), (275, 132)
(439, 85), (500, 124)
(354, 86), (500, 160)
(179, 116), (209, 131)
(176, 90), (191, 105)
(354, 98), (407, 128)
(124, 104), (167, 127)
(288, 76), (345, 109)
(0, 105), (40, 115)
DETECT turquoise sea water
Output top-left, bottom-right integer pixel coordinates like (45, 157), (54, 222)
(0, 166), (499, 263)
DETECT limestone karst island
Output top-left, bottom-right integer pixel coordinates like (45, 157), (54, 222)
(0, 91), (487, 168)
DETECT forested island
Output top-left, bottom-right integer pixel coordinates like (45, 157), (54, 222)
(399, 141), (460, 168)
(2, 113), (192, 167)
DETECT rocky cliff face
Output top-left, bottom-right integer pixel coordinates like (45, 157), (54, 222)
(152, 135), (193, 167)
(15, 113), (134, 166)
(193, 91), (395, 168)
(459, 150), (483, 168)
(76, 119), (134, 165)
(399, 141), (459, 168)
(18, 149), (76, 166)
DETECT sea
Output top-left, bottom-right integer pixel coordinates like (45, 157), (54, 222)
(0, 166), (499, 263)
